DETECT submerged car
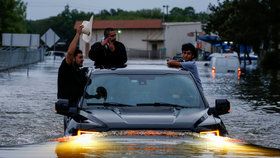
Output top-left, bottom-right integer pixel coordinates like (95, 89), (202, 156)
(209, 53), (241, 74)
(55, 63), (230, 136)
(45, 51), (66, 58)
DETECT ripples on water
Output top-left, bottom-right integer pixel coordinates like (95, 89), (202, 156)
(0, 59), (279, 151)
(199, 62), (280, 149)
(0, 58), (64, 146)
(237, 69), (280, 112)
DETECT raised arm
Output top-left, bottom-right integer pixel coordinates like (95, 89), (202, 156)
(66, 25), (83, 64)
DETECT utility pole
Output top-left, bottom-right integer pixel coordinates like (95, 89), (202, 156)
(163, 5), (169, 22)
(166, 5), (169, 21)
(162, 5), (166, 22)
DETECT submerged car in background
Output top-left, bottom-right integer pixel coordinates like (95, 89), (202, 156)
(55, 63), (230, 136)
(45, 51), (66, 58)
(209, 53), (241, 73)
(207, 53), (242, 78)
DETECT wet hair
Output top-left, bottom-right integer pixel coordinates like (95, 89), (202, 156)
(182, 43), (197, 59)
(74, 49), (82, 57)
(104, 27), (115, 38)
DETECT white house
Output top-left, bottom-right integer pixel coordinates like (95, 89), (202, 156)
(163, 22), (202, 57)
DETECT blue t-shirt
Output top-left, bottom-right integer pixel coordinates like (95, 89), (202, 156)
(180, 61), (202, 91)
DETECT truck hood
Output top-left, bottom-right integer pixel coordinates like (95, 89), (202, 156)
(78, 106), (210, 131)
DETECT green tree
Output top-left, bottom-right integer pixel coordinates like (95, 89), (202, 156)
(27, 5), (93, 49)
(264, 0), (280, 52)
(0, 0), (27, 42)
(169, 7), (187, 21)
(110, 9), (117, 16)
(205, 0), (268, 53)
(204, 0), (280, 69)
(168, 7), (207, 22)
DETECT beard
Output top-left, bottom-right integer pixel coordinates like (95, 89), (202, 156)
(74, 62), (83, 68)
(110, 38), (116, 43)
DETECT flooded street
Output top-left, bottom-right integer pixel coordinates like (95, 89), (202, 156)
(0, 57), (280, 157)
(0, 58), (64, 145)
(199, 63), (280, 149)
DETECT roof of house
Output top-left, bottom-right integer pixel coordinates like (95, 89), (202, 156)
(74, 19), (163, 30)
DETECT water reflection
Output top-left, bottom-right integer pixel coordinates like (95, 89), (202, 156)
(198, 62), (280, 149)
(236, 69), (280, 113)
(55, 135), (280, 158)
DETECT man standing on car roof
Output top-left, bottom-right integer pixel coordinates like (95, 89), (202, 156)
(57, 25), (88, 106)
(167, 43), (202, 91)
(88, 27), (127, 68)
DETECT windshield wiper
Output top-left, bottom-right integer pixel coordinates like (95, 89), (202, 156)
(136, 102), (186, 108)
(87, 102), (134, 107)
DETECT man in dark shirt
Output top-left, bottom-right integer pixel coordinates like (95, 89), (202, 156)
(88, 28), (127, 68)
(57, 25), (88, 106)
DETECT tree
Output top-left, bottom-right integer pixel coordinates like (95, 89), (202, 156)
(27, 5), (93, 50)
(263, 0), (280, 52)
(204, 0), (280, 69)
(110, 9), (117, 16)
(168, 7), (207, 22)
(0, 0), (27, 41)
(184, 7), (195, 17)
(204, 0), (268, 53)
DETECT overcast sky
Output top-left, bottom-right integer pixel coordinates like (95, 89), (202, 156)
(22, 0), (221, 20)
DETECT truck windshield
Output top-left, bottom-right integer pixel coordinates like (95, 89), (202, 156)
(84, 74), (204, 108)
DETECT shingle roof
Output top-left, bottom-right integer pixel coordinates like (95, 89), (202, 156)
(74, 19), (163, 30)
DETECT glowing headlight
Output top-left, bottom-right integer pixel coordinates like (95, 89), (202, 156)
(72, 130), (103, 147)
(74, 134), (92, 143)
(199, 130), (220, 137)
(77, 130), (99, 136)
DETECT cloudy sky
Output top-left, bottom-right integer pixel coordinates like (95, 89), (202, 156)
(21, 0), (221, 20)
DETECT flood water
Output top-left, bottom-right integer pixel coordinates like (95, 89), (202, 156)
(0, 57), (279, 157)
(200, 64), (280, 149)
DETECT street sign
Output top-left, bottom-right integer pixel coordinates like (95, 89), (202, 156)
(41, 28), (60, 48)
(2, 33), (40, 47)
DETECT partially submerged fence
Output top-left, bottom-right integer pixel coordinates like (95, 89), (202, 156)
(0, 47), (44, 71)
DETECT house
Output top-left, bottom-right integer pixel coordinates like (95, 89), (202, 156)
(74, 19), (202, 59)
(74, 19), (164, 59)
(163, 22), (202, 57)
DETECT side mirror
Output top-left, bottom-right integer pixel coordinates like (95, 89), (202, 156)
(208, 99), (230, 116)
(55, 99), (77, 116)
